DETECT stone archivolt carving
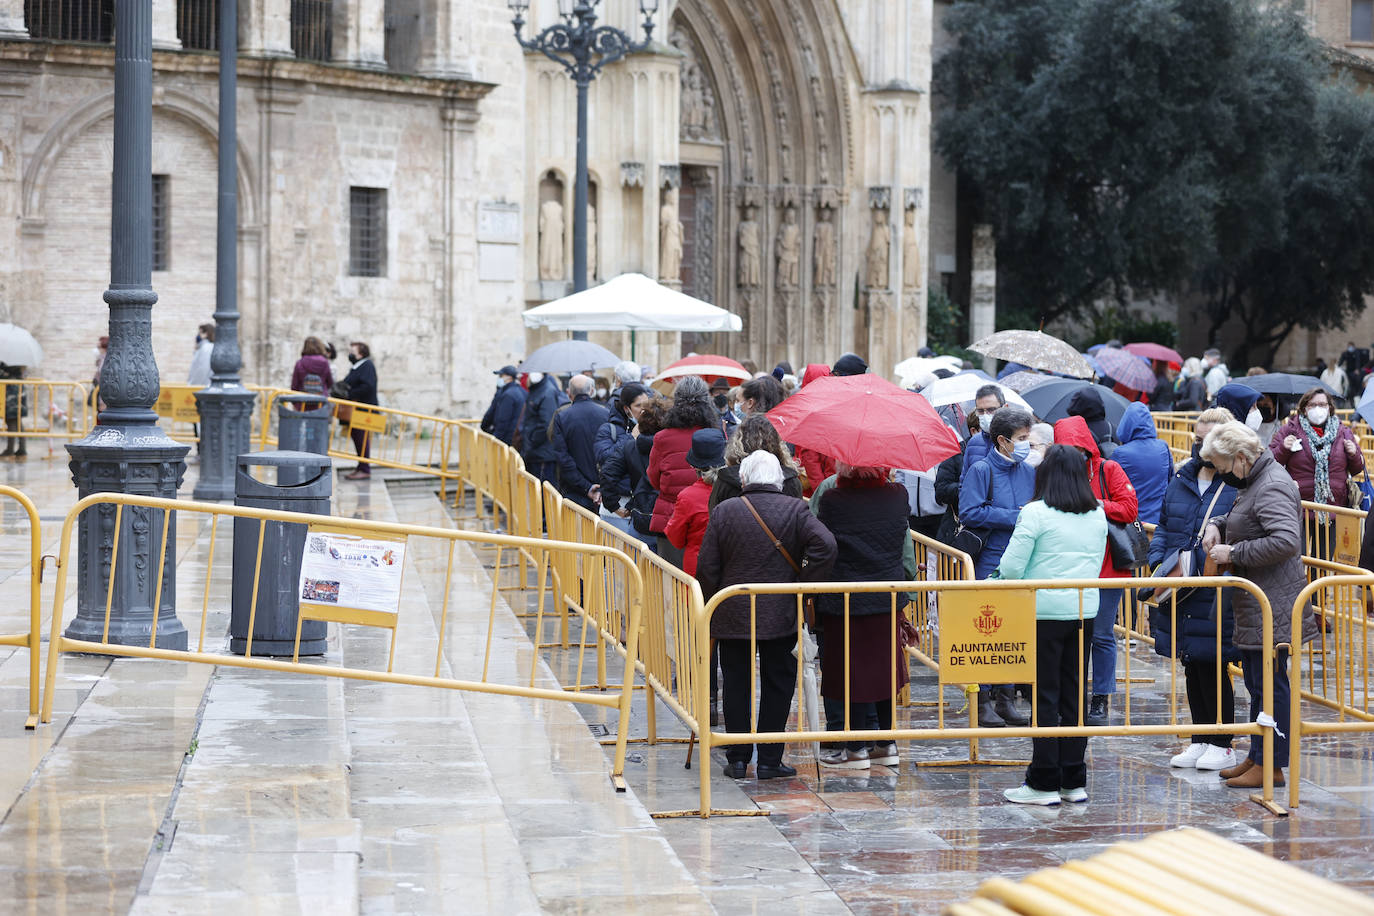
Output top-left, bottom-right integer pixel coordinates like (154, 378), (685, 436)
(659, 188), (683, 283)
(775, 205), (800, 290)
(902, 206), (920, 290)
(672, 26), (719, 142)
(538, 198), (564, 281)
(693, 5), (754, 180)
(737, 206), (762, 289)
(813, 206), (836, 288)
(691, 170), (716, 302)
(865, 208), (891, 290)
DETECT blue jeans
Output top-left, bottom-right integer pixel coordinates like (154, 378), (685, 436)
(1091, 588), (1122, 696)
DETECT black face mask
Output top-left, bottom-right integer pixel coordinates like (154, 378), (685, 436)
(1221, 469), (1248, 489)
(348, 353), (359, 364)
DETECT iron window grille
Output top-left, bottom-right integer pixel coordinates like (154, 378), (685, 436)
(349, 187), (386, 278)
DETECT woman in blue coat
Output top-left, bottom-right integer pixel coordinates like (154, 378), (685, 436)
(1113, 402), (1175, 525)
(1148, 408), (1239, 773)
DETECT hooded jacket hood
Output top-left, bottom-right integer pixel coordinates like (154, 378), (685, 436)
(1054, 415), (1101, 462)
(1066, 387), (1113, 443)
(1214, 383), (1261, 423)
(802, 364), (832, 388)
(1116, 401), (1159, 444)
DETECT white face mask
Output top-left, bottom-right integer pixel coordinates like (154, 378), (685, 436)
(596, 388), (608, 399)
(528, 372), (544, 384)
(1025, 448), (1045, 468)
(1307, 406), (1330, 426)
(1245, 409), (1262, 431)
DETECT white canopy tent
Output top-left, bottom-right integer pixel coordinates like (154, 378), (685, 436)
(521, 273), (743, 359)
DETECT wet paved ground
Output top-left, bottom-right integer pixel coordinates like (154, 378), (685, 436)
(0, 449), (1370, 913)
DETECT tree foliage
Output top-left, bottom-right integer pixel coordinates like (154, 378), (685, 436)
(935, 0), (1374, 367)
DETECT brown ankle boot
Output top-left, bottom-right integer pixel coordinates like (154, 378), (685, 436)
(1219, 758), (1254, 780)
(1226, 765), (1283, 788)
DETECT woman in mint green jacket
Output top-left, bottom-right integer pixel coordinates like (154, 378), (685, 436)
(993, 444), (1108, 806)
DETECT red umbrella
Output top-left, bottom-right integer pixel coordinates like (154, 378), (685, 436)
(1123, 342), (1183, 365)
(766, 374), (961, 471)
(656, 354), (751, 383)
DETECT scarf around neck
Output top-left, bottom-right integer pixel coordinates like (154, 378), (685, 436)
(1298, 414), (1340, 505)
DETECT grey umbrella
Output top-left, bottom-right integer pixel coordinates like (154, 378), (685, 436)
(969, 330), (1094, 379)
(0, 324), (44, 369)
(518, 340), (623, 374)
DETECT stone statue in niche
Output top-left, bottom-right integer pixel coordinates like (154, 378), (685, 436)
(588, 204), (598, 282)
(865, 209), (891, 290)
(538, 198), (565, 281)
(737, 208), (762, 288)
(813, 207), (836, 287)
(902, 207), (921, 290)
(659, 188), (683, 283)
(775, 206), (801, 290)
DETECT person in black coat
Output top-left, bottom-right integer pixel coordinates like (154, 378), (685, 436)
(552, 375), (610, 510)
(341, 342), (378, 480)
(934, 442), (966, 546)
(480, 365), (527, 446)
(708, 414), (804, 510)
(1148, 408), (1240, 772)
(697, 450), (837, 781)
(521, 372), (563, 485)
(815, 466), (912, 769)
(601, 400), (665, 543)
(1066, 386), (1115, 455)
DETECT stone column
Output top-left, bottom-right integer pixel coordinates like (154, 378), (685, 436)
(65, 0), (190, 651)
(240, 0), (292, 56)
(152, 0), (180, 49)
(970, 223), (998, 374)
(332, 0), (386, 69)
(415, 0), (470, 77)
(0, 0), (27, 38)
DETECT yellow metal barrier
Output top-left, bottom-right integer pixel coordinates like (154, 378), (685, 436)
(0, 486), (44, 728)
(39, 491), (645, 788)
(947, 827), (1374, 916)
(1287, 572), (1374, 809)
(684, 576), (1282, 818)
(908, 530), (975, 674)
(258, 389), (463, 500)
(0, 379), (92, 449)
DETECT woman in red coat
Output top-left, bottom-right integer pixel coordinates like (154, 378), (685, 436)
(1054, 415), (1138, 727)
(648, 376), (719, 567)
(665, 428), (727, 576)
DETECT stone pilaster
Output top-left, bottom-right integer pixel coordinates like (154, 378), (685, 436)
(415, 0), (472, 77)
(152, 0), (180, 49)
(332, 0), (386, 69)
(0, 0), (27, 38)
(971, 224), (998, 373)
(240, 0), (292, 57)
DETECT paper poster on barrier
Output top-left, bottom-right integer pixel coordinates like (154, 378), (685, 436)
(1333, 513), (1361, 567)
(298, 530), (407, 615)
(938, 589), (1036, 685)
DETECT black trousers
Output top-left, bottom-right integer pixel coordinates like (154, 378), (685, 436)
(1240, 648), (1291, 766)
(719, 635), (797, 767)
(1026, 617), (1092, 793)
(351, 426), (371, 471)
(1183, 658), (1235, 747)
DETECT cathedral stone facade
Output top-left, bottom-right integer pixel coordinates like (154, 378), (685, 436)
(0, 0), (938, 417)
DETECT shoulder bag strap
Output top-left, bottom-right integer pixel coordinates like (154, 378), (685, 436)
(1195, 481), (1226, 544)
(740, 496), (802, 575)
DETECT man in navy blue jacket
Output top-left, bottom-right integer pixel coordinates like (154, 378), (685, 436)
(480, 365), (527, 446)
(552, 375), (609, 510)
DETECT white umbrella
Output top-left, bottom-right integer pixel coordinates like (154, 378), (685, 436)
(894, 355), (962, 389)
(0, 324), (43, 369)
(522, 273), (743, 333)
(793, 624), (823, 777)
(920, 374), (1031, 411)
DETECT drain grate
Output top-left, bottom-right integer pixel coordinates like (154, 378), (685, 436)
(587, 724), (609, 737)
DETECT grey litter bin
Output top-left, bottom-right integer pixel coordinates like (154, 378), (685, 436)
(230, 450), (333, 657)
(276, 394), (333, 485)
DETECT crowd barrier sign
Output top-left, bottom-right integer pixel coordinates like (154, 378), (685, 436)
(39, 492), (644, 789)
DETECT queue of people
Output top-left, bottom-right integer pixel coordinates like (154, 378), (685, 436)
(476, 344), (1357, 803)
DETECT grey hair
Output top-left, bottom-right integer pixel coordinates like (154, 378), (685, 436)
(975, 384), (1006, 407)
(568, 374), (596, 397)
(988, 405), (1033, 443)
(1200, 420), (1262, 464)
(1028, 422), (1054, 446)
(739, 450), (784, 489)
(673, 375), (710, 403)
(614, 360), (642, 384)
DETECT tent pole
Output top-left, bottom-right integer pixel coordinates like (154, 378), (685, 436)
(631, 329), (637, 363)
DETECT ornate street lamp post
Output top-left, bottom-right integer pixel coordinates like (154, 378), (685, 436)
(65, 0), (190, 648)
(193, 0), (255, 501)
(508, 0), (658, 338)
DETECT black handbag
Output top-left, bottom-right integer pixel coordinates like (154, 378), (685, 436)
(951, 461), (995, 560)
(1096, 469), (1149, 571)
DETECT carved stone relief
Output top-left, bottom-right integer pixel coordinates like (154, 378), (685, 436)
(690, 169), (715, 303)
(659, 188), (683, 284)
(902, 206), (920, 290)
(737, 206), (762, 289)
(865, 208), (891, 291)
(775, 205), (800, 290)
(671, 26), (719, 141)
(813, 206), (836, 288)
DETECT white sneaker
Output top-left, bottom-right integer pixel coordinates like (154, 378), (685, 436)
(1194, 745), (1237, 771)
(1059, 786), (1088, 803)
(1003, 784), (1062, 806)
(1170, 743), (1208, 768)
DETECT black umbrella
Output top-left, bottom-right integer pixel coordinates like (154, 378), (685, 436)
(1019, 378), (1133, 427)
(1232, 372), (1338, 399)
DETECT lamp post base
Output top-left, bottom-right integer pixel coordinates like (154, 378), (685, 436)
(193, 385), (257, 501)
(65, 427), (191, 651)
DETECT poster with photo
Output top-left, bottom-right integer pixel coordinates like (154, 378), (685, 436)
(298, 530), (407, 614)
